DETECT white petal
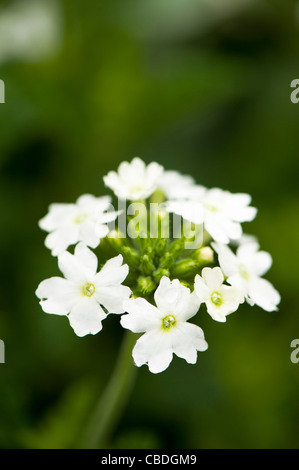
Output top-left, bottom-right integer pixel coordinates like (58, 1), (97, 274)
(226, 273), (248, 295)
(132, 330), (173, 373)
(121, 298), (161, 333)
(236, 243), (273, 277)
(166, 200), (204, 225)
(145, 161), (164, 186)
(172, 323), (208, 362)
(103, 171), (122, 196)
(194, 274), (211, 302)
(68, 298), (106, 337)
(38, 203), (76, 231)
(226, 192), (257, 222)
(36, 277), (77, 315)
(236, 242), (259, 266)
(44, 226), (79, 256)
(95, 284), (131, 314)
(182, 290), (202, 321)
(247, 277), (281, 312)
(120, 158), (145, 182)
(98, 210), (120, 225)
(212, 243), (239, 278)
(204, 214), (242, 243)
(153, 276), (180, 312)
(58, 250), (94, 283)
(253, 251), (273, 276)
(78, 219), (103, 248)
(74, 242), (98, 273)
(77, 194), (111, 211)
(205, 303), (227, 322)
(154, 277), (199, 321)
(201, 267), (224, 290)
(95, 255), (129, 286)
(157, 170), (195, 198)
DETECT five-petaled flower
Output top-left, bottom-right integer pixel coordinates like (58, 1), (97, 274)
(120, 276), (208, 374)
(194, 267), (244, 322)
(39, 194), (118, 256)
(212, 241), (281, 312)
(103, 157), (164, 201)
(167, 187), (257, 244)
(36, 243), (131, 337)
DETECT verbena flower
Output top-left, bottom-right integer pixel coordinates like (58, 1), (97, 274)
(39, 194), (118, 256)
(36, 156), (280, 375)
(36, 243), (131, 336)
(194, 267), (244, 322)
(103, 157), (164, 201)
(212, 241), (280, 312)
(120, 276), (208, 374)
(167, 187), (257, 244)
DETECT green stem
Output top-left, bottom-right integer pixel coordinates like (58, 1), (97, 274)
(80, 330), (137, 449)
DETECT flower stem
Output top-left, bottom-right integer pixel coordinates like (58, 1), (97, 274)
(80, 330), (137, 448)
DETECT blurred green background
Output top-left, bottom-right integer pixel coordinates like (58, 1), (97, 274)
(0, 0), (299, 449)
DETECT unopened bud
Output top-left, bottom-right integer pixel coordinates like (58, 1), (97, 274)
(153, 268), (170, 283)
(159, 252), (175, 269)
(154, 238), (168, 257)
(168, 238), (185, 259)
(122, 246), (140, 268)
(140, 254), (156, 275)
(171, 259), (200, 277)
(137, 276), (156, 295)
(193, 246), (214, 264)
(106, 229), (126, 250)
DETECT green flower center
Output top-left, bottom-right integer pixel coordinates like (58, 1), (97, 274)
(73, 213), (87, 224)
(203, 203), (219, 212)
(239, 263), (250, 281)
(129, 185), (143, 195)
(162, 314), (177, 331)
(81, 282), (96, 297)
(211, 291), (223, 306)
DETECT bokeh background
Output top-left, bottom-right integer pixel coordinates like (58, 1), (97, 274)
(0, 0), (299, 449)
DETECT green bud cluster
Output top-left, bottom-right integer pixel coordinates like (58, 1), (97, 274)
(102, 213), (216, 299)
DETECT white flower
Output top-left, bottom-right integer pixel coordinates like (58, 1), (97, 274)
(212, 242), (281, 312)
(156, 170), (195, 199)
(35, 243), (131, 337)
(194, 267), (244, 322)
(39, 194), (118, 256)
(121, 276), (207, 374)
(167, 186), (257, 244)
(103, 157), (164, 201)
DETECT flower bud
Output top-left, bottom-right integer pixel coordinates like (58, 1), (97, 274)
(140, 254), (156, 275)
(159, 252), (175, 269)
(193, 246), (214, 264)
(154, 238), (168, 257)
(137, 276), (156, 295)
(153, 268), (170, 283)
(121, 246), (140, 268)
(171, 259), (200, 277)
(106, 229), (126, 250)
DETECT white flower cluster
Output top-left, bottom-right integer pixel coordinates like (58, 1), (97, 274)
(36, 157), (280, 374)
